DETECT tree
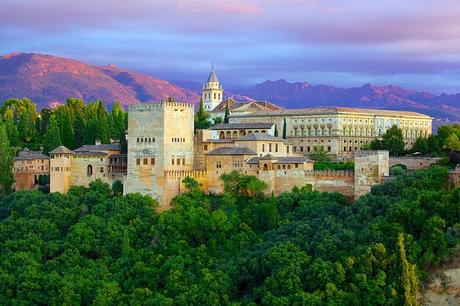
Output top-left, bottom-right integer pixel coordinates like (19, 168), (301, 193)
(282, 118), (287, 140)
(443, 133), (460, 152)
(0, 124), (14, 195)
(212, 116), (223, 126)
(412, 137), (429, 155)
(397, 234), (419, 306)
(43, 115), (62, 154)
(382, 125), (405, 156)
(194, 98), (211, 130)
(223, 101), (230, 124)
(274, 124), (279, 137)
(309, 146), (331, 162)
(61, 109), (75, 149)
(2, 109), (20, 147)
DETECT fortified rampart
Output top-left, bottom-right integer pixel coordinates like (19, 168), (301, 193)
(389, 156), (440, 170)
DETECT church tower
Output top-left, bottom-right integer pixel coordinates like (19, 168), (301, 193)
(202, 66), (223, 111)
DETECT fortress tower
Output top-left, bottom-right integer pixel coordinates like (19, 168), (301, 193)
(124, 101), (194, 209)
(202, 67), (223, 111)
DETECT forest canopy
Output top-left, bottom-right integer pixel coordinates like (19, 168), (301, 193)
(0, 167), (458, 305)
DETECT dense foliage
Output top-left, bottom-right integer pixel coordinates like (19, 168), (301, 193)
(0, 98), (128, 153)
(0, 167), (458, 305)
(314, 161), (354, 171)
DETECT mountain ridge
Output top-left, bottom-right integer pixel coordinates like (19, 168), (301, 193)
(1, 52), (459, 120)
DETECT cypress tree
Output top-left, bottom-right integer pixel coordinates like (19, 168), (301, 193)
(224, 101), (230, 124)
(282, 117), (287, 139)
(43, 115), (62, 154)
(397, 233), (419, 306)
(62, 109), (75, 149)
(0, 124), (15, 195)
(3, 109), (20, 147)
(194, 98), (211, 130)
(74, 111), (87, 148)
(274, 124), (278, 137)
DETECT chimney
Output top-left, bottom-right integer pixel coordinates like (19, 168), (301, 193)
(95, 139), (101, 146)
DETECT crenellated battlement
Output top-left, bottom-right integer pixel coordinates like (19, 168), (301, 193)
(129, 102), (194, 112)
(302, 170), (354, 178)
(164, 169), (208, 179)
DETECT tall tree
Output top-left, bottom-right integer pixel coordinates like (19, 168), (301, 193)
(282, 118), (287, 140)
(223, 101), (230, 124)
(2, 109), (20, 147)
(0, 124), (14, 195)
(382, 125), (405, 156)
(43, 115), (62, 154)
(397, 234), (419, 306)
(194, 98), (211, 130)
(274, 124), (279, 137)
(61, 109), (75, 149)
(74, 111), (87, 148)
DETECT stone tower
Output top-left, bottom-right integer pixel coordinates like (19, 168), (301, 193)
(354, 150), (389, 198)
(49, 146), (73, 193)
(124, 101), (194, 209)
(202, 67), (223, 111)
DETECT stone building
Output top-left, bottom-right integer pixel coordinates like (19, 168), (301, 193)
(49, 142), (126, 193)
(13, 148), (49, 190)
(229, 107), (432, 157)
(124, 101), (194, 210)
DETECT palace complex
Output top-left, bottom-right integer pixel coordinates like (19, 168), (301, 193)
(14, 68), (436, 209)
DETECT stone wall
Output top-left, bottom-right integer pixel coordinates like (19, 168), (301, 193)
(354, 150), (389, 198)
(389, 156), (441, 170)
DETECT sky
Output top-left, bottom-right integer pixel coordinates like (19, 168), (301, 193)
(1, 0), (460, 93)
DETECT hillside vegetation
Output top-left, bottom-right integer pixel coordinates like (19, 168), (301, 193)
(0, 167), (458, 305)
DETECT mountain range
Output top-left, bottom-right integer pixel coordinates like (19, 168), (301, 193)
(1, 52), (459, 121)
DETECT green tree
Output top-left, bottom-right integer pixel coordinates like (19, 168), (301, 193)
(443, 133), (460, 152)
(61, 109), (75, 149)
(412, 137), (429, 155)
(397, 234), (419, 306)
(382, 125), (405, 156)
(212, 116), (223, 126)
(223, 101), (230, 124)
(194, 98), (211, 130)
(309, 146), (331, 162)
(43, 115), (62, 153)
(0, 124), (14, 195)
(1, 109), (20, 147)
(282, 117), (287, 139)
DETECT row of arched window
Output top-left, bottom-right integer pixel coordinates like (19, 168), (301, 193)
(137, 137), (155, 143)
(172, 138), (186, 143)
(203, 92), (221, 100)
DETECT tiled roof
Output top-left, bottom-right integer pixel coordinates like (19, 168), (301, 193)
(207, 147), (256, 155)
(210, 99), (283, 114)
(207, 69), (219, 82)
(231, 107), (431, 119)
(49, 146), (74, 154)
(14, 148), (49, 161)
(211, 122), (274, 130)
(235, 133), (284, 141)
(74, 144), (120, 152)
(203, 139), (235, 143)
(246, 156), (308, 164)
(73, 151), (107, 156)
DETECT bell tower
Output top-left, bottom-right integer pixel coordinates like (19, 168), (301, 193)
(202, 65), (223, 111)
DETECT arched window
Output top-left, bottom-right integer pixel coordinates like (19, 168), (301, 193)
(219, 131), (225, 139)
(87, 165), (93, 176)
(263, 163), (268, 171)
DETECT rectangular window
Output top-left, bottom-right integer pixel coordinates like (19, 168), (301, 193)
(177, 158), (180, 165)
(100, 167), (104, 173)
(143, 158), (148, 165)
(269, 143), (272, 152)
(172, 158), (175, 165)
(151, 158), (155, 165)
(182, 158), (185, 165)
(275, 144), (278, 152)
(287, 146), (290, 154)
(204, 145), (208, 150)
(136, 158), (140, 165)
(262, 144), (265, 152)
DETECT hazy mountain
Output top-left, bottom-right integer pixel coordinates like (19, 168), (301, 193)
(0, 52), (199, 107)
(244, 79), (460, 120)
(1, 52), (459, 121)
